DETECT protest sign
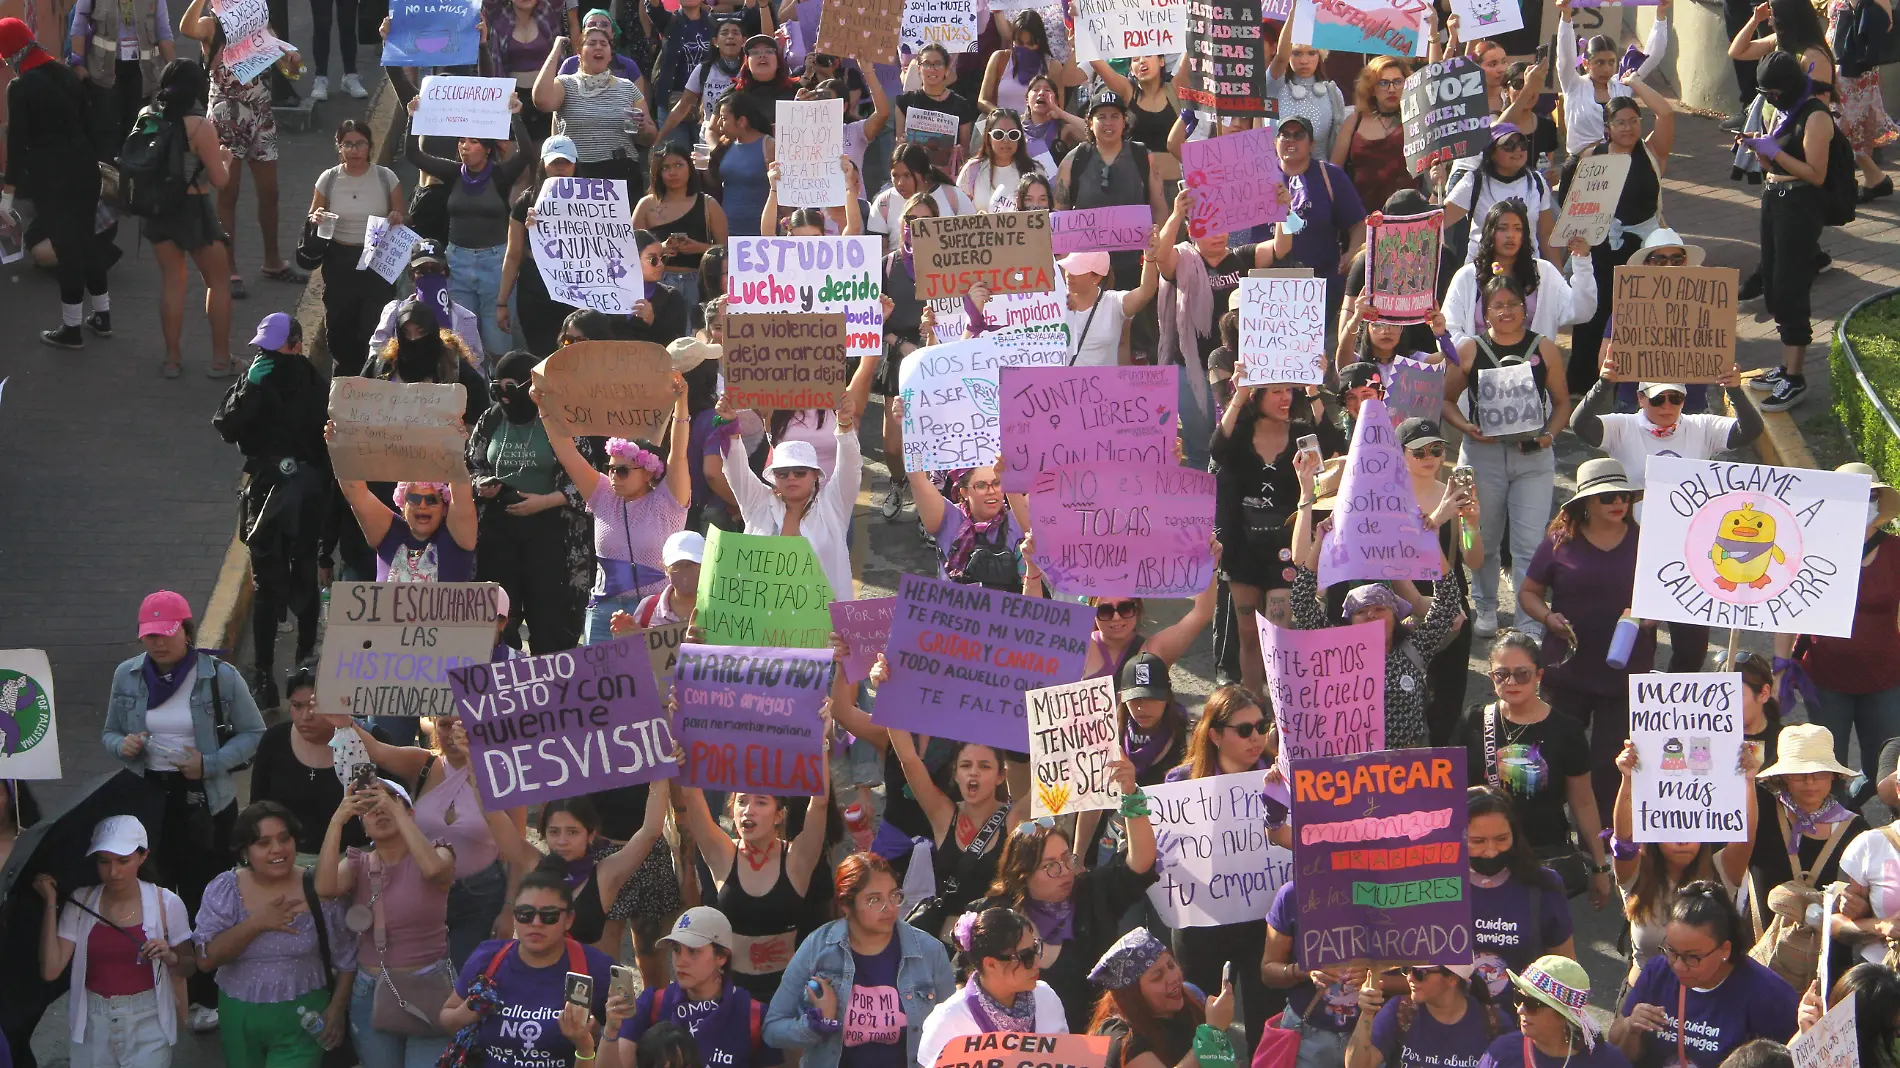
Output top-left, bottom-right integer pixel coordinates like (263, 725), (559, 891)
(216, 0), (289, 83)
(383, 0), (480, 66)
(675, 644), (830, 794)
(1631, 457), (1870, 638)
(696, 528), (836, 647)
(1182, 128), (1288, 239)
(1607, 266), (1738, 384)
(1028, 463), (1217, 598)
(1181, 0), (1268, 116)
(1145, 770), (1294, 927)
(0, 649), (59, 780)
(1238, 276), (1328, 385)
(326, 377), (468, 482)
(1381, 356), (1446, 426)
(990, 323), (1070, 367)
(1628, 673), (1747, 843)
(319, 583), (500, 718)
(1366, 211), (1442, 324)
(1791, 991), (1859, 1068)
(906, 107), (962, 173)
(413, 76), (516, 138)
(929, 274), (1070, 348)
(876, 573), (1093, 750)
(909, 211), (1056, 300)
(1050, 205), (1154, 255)
(1072, 0), (1186, 60)
(532, 177), (643, 314)
(1401, 57), (1490, 173)
(1026, 677), (1121, 817)
(815, 0), (900, 59)
(1319, 401), (1444, 587)
(898, 337), (1003, 472)
(931, 1035), (1111, 1068)
(901, 0), (980, 52)
(1550, 153), (1631, 248)
(776, 99), (847, 208)
(451, 635), (678, 810)
(829, 598), (895, 683)
(999, 365), (1178, 493)
(641, 620), (690, 682)
(1295, 0), (1430, 56)
(721, 312), (848, 411)
(1471, 362), (1544, 438)
(1261, 618), (1387, 776)
(727, 236), (884, 359)
(1449, 0), (1523, 37)
(1291, 748), (1471, 968)
(357, 216), (422, 284)
(530, 340), (673, 439)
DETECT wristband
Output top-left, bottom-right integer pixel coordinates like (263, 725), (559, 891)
(1193, 1024), (1236, 1068)
(804, 1006), (842, 1034)
(1119, 789), (1152, 818)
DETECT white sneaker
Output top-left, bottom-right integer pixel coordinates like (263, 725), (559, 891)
(342, 72), (368, 98)
(1473, 606), (1500, 638)
(309, 75), (329, 101)
(188, 1004), (220, 1032)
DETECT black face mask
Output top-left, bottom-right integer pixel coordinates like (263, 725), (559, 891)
(496, 380), (538, 424)
(395, 331), (443, 381)
(1469, 853), (1509, 876)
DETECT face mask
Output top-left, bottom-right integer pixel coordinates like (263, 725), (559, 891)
(497, 380), (539, 423)
(1469, 853), (1508, 876)
(395, 328), (443, 381)
(1871, 501), (1884, 527)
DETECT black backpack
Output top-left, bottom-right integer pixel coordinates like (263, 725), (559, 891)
(1822, 124), (1859, 227)
(119, 106), (192, 220)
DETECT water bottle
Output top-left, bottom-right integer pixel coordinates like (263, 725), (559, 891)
(1606, 612), (1641, 670)
(843, 803), (873, 851)
(296, 1005), (324, 1040)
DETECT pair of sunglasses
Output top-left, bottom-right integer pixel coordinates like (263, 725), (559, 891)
(1219, 720), (1267, 739)
(512, 905), (571, 925)
(989, 128), (1023, 142)
(1408, 445), (1445, 458)
(991, 940), (1044, 968)
(405, 493), (442, 506)
(1489, 666), (1536, 685)
(1096, 601), (1139, 619)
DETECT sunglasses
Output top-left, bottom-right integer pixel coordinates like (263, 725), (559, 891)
(775, 466), (817, 478)
(1219, 720), (1267, 739)
(811, 53), (837, 64)
(989, 128), (1024, 142)
(1495, 137), (1529, 152)
(1646, 392), (1686, 406)
(1489, 666), (1536, 685)
(1594, 491), (1632, 504)
(992, 940), (1043, 968)
(512, 905), (569, 925)
(1407, 966), (1450, 980)
(1096, 601), (1139, 619)
(405, 494), (442, 506)
(1408, 445), (1445, 458)
(608, 465), (639, 477)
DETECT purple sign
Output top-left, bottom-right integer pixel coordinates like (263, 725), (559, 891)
(829, 598), (894, 683)
(451, 636), (678, 812)
(1028, 463), (1216, 597)
(1379, 356), (1446, 427)
(877, 573), (1093, 750)
(1319, 398), (1444, 588)
(999, 365), (1178, 494)
(1182, 128), (1288, 240)
(1050, 205), (1154, 255)
(675, 644), (830, 796)
(1290, 747), (1471, 969)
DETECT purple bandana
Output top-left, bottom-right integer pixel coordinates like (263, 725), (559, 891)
(1123, 720), (1171, 773)
(1011, 46), (1043, 86)
(1023, 897), (1074, 945)
(1776, 789), (1852, 853)
(142, 648), (199, 711)
(964, 976), (1037, 1034)
(459, 160), (493, 195)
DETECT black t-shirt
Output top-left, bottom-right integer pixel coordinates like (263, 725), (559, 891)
(1095, 1010), (1198, 1068)
(248, 722), (390, 853)
(896, 89), (979, 133)
(1455, 704), (1592, 853)
(1203, 244), (1261, 353)
(1210, 414), (1345, 588)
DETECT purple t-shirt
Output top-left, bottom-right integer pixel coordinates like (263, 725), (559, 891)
(1619, 954), (1799, 1067)
(932, 498), (1023, 581)
(618, 980), (783, 1067)
(586, 478), (686, 598)
(1470, 872), (1573, 1001)
(1284, 160), (1366, 282)
(840, 938), (907, 1068)
(1524, 529), (1657, 696)
(1477, 1033), (1633, 1068)
(1265, 881), (1360, 1034)
(375, 514), (476, 583)
(455, 939), (615, 1068)
(1370, 995), (1508, 1068)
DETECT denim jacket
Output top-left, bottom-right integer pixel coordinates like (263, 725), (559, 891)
(101, 653), (266, 814)
(762, 918), (955, 1068)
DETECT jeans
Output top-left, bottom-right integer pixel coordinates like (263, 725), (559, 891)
(1278, 983), (1350, 1068)
(1761, 183), (1823, 348)
(1808, 684), (1900, 783)
(1458, 438), (1557, 618)
(445, 859), (509, 971)
(1177, 367), (1217, 471)
(349, 970), (451, 1068)
(72, 990), (171, 1068)
(663, 269), (701, 322)
(448, 243), (509, 358)
(585, 590), (644, 645)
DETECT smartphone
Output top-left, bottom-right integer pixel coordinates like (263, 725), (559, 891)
(609, 965), (637, 1004)
(1297, 434), (1320, 463)
(1450, 466), (1476, 494)
(1222, 961), (1234, 987)
(350, 762), (377, 793)
(565, 971), (595, 1007)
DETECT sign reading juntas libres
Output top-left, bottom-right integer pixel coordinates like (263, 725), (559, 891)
(326, 377), (468, 483)
(531, 340), (674, 439)
(1027, 463), (1217, 598)
(1144, 769), (1294, 928)
(1607, 266), (1738, 384)
(998, 364), (1179, 494)
(675, 644), (830, 795)
(721, 312), (848, 411)
(0, 649), (60, 780)
(908, 211), (1056, 300)
(726, 236), (884, 360)
(319, 583), (502, 719)
(1627, 672), (1748, 843)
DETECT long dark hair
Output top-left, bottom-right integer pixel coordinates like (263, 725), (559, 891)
(1832, 963), (1900, 1068)
(155, 59), (208, 120)
(1467, 787), (1549, 887)
(1622, 842), (1720, 930)
(1768, 0), (1831, 57)
(954, 907), (1032, 983)
(984, 823), (1073, 910)
(648, 142), (704, 198)
(734, 39), (796, 94)
(893, 142), (954, 192)
(1474, 199), (1540, 297)
(1009, 10), (1053, 56)
(1087, 974), (1205, 1067)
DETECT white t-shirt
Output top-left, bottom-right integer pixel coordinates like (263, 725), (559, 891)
(915, 982), (1069, 1067)
(1068, 290), (1131, 367)
(1598, 411), (1736, 521)
(1839, 827), (1900, 965)
(143, 681), (196, 772)
(866, 184), (975, 254)
(686, 61), (739, 129)
(1448, 168), (1554, 263)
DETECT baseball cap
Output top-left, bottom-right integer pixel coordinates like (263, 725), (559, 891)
(1397, 417), (1446, 449)
(663, 531), (706, 566)
(661, 906), (734, 949)
(1339, 362), (1383, 392)
(410, 239), (447, 270)
(1056, 250), (1112, 278)
(744, 33), (777, 51)
(1118, 651), (1173, 704)
(1638, 382), (1689, 399)
(1087, 91), (1126, 115)
(541, 135), (580, 164)
(138, 590), (192, 638)
(250, 312), (293, 352)
(1277, 115), (1314, 139)
(90, 815), (150, 857)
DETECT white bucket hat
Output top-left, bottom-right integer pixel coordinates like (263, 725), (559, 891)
(763, 439), (822, 482)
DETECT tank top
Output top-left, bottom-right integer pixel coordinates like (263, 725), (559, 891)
(994, 53), (1034, 114)
(1069, 141), (1148, 212)
(1612, 144), (1660, 233)
(931, 806), (1008, 921)
(719, 138), (771, 238)
(348, 845), (451, 970)
(413, 758), (500, 880)
(1128, 93), (1175, 154)
(1769, 98), (1828, 179)
(649, 193), (709, 270)
(1343, 113), (1412, 216)
(499, 20), (553, 74)
(571, 863), (607, 945)
(717, 845), (804, 1002)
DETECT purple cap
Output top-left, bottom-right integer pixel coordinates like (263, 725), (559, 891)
(1488, 121), (1523, 144)
(250, 312), (293, 351)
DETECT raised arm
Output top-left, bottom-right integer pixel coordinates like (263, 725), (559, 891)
(532, 35), (568, 112)
(678, 784), (738, 875)
(536, 391), (606, 499)
(786, 725), (833, 881)
(888, 728), (956, 838)
(1730, 1), (1774, 60)
(663, 374), (692, 506)
(446, 474), (478, 552)
(595, 779), (672, 900)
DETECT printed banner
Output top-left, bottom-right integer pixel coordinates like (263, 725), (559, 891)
(999, 365), (1178, 494)
(1182, 0), (1269, 116)
(1295, 0), (1430, 57)
(909, 211), (1056, 300)
(1261, 618), (1387, 777)
(1319, 400), (1444, 587)
(675, 644), (830, 795)
(721, 312), (848, 411)
(815, 0), (900, 60)
(1182, 128), (1289, 239)
(532, 177), (642, 314)
(1366, 211), (1442, 325)
(1028, 463), (1217, 597)
(0, 650), (59, 780)
(530, 340), (673, 439)
(931, 1035), (1111, 1068)
(1472, 362), (1544, 438)
(776, 99), (848, 208)
(1628, 673), (1747, 843)
(451, 636), (678, 810)
(1449, 0), (1524, 38)
(357, 215), (422, 285)
(876, 573), (1093, 751)
(727, 236), (884, 359)
(1050, 205), (1154, 255)
(829, 598), (895, 683)
(1791, 991), (1859, 1068)
(906, 107), (962, 173)
(1608, 267), (1738, 384)
(1551, 153), (1631, 249)
(1026, 676), (1122, 817)
(696, 528), (836, 647)
(1145, 770), (1294, 927)
(1631, 457), (1870, 638)
(1381, 356), (1446, 426)
(383, 0), (480, 67)
(1401, 57), (1490, 173)
(1072, 0), (1186, 60)
(1238, 276), (1328, 385)
(1290, 748), (1471, 968)
(901, 0), (980, 52)
(319, 583), (501, 718)
(897, 337), (1003, 472)
(326, 377), (468, 483)
(216, 0), (289, 83)
(413, 76), (516, 139)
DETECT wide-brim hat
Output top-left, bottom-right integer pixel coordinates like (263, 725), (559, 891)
(1507, 955), (1599, 1042)
(1562, 457), (1637, 509)
(1837, 462), (1900, 526)
(1637, 227), (1706, 268)
(1758, 722), (1855, 780)
(667, 336), (722, 374)
(1309, 456), (1348, 512)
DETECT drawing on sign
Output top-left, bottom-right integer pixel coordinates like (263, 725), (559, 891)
(1026, 676), (1122, 817)
(1473, 362), (1544, 439)
(1027, 463), (1217, 597)
(1551, 153), (1631, 248)
(1450, 0), (1524, 38)
(898, 336), (1003, 472)
(1298, 0), (1430, 56)
(901, 0), (979, 53)
(721, 312), (848, 411)
(383, 0), (479, 67)
(905, 107), (961, 173)
(1628, 673), (1747, 843)
(358, 216), (422, 284)
(726, 236), (884, 359)
(0, 650), (60, 780)
(999, 365), (1178, 493)
(1401, 57), (1490, 173)
(1238, 276), (1328, 385)
(319, 583), (501, 718)
(814, 0), (900, 64)
(1182, 128), (1289, 239)
(909, 211), (1056, 300)
(1366, 211), (1441, 324)
(1381, 356), (1446, 426)
(532, 177), (641, 313)
(1608, 266), (1738, 384)
(1146, 770), (1294, 927)
(531, 340), (674, 439)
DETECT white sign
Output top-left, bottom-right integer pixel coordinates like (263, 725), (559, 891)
(1551, 153), (1631, 248)
(532, 176), (643, 314)
(1632, 457), (1872, 638)
(1792, 990), (1859, 1068)
(1448, 0), (1524, 39)
(1146, 770), (1294, 927)
(357, 215), (422, 285)
(0, 650), (60, 780)
(901, 0), (981, 52)
(1472, 362), (1544, 438)
(1238, 276), (1327, 385)
(931, 275), (1070, 346)
(991, 323), (1072, 366)
(776, 99), (847, 208)
(217, 0), (289, 84)
(1027, 677), (1122, 818)
(317, 583), (503, 718)
(1072, 0), (1187, 60)
(726, 235), (884, 359)
(413, 75), (516, 139)
(898, 336), (1002, 472)
(1628, 673), (1747, 843)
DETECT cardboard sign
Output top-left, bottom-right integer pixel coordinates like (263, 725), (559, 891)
(696, 528), (836, 647)
(530, 340), (674, 440)
(413, 76), (516, 139)
(1628, 673), (1747, 843)
(1295, 0), (1429, 56)
(1026, 676), (1122, 817)
(0, 649), (60, 780)
(721, 312), (848, 411)
(909, 211), (1056, 300)
(999, 365), (1179, 494)
(897, 337), (1003, 472)
(1145, 770), (1295, 927)
(1072, 0), (1186, 60)
(1181, 0), (1269, 116)
(1449, 0), (1524, 38)
(815, 0), (900, 63)
(901, 0), (980, 52)
(727, 236), (884, 359)
(1291, 748), (1471, 968)
(216, 0), (289, 83)
(1262, 618), (1388, 775)
(1238, 276), (1328, 386)
(906, 107), (962, 173)
(532, 177), (643, 314)
(875, 573), (1093, 751)
(1319, 400), (1445, 587)
(1472, 362), (1544, 438)
(1631, 457), (1871, 638)
(1608, 266), (1738, 384)
(357, 215), (421, 285)
(451, 636), (678, 810)
(1381, 356), (1447, 426)
(1791, 991), (1859, 1068)
(640, 620), (690, 682)
(931, 1035), (1111, 1068)
(1028, 463), (1217, 598)
(828, 598), (895, 683)
(1551, 153), (1631, 248)
(1050, 205), (1154, 255)
(1182, 128), (1289, 239)
(776, 99), (848, 208)
(1366, 211), (1442, 325)
(318, 583), (501, 718)
(326, 377), (468, 483)
(675, 644), (830, 795)
(384, 0), (480, 66)
(1401, 57), (1490, 173)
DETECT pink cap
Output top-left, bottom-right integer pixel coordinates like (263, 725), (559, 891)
(1057, 250), (1112, 278)
(138, 590), (192, 638)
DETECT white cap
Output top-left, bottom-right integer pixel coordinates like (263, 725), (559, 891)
(763, 439), (822, 481)
(89, 815), (149, 857)
(663, 530), (706, 566)
(660, 906), (733, 949)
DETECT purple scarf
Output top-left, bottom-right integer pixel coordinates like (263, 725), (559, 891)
(417, 273), (454, 330)
(943, 504), (1010, 579)
(1010, 46), (1043, 86)
(1023, 897), (1074, 944)
(1776, 789), (1853, 855)
(964, 976), (1037, 1033)
(142, 648), (199, 711)
(557, 849), (597, 890)
(1123, 720), (1172, 774)
(459, 160), (493, 195)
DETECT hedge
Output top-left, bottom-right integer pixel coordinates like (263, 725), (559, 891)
(1833, 293), (1900, 484)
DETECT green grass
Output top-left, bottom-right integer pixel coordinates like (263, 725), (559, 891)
(1833, 294), (1900, 478)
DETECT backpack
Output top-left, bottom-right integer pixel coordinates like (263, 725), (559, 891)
(948, 514), (1022, 593)
(1746, 812), (1851, 990)
(1822, 123), (1859, 227)
(119, 106), (192, 220)
(407, 181), (453, 246)
(1070, 139), (1151, 198)
(1836, 0), (1900, 76)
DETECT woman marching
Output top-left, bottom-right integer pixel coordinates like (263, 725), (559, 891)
(1087, 929), (1239, 1068)
(916, 908), (1069, 1064)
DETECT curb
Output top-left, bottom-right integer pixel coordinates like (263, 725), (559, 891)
(1735, 368), (1818, 471)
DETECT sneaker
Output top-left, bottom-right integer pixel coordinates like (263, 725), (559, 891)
(1759, 374), (1808, 412)
(251, 671), (280, 713)
(1739, 271), (1765, 302)
(309, 75), (330, 101)
(1861, 176), (1895, 203)
(188, 1004), (220, 1033)
(85, 311), (112, 336)
(1473, 606), (1499, 639)
(880, 483), (906, 520)
(1816, 252), (1834, 274)
(342, 72), (368, 98)
(1749, 366), (1787, 392)
(39, 324), (82, 349)
(1721, 113), (1747, 133)
(917, 517), (936, 549)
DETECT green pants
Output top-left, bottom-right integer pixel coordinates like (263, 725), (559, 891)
(218, 987), (330, 1068)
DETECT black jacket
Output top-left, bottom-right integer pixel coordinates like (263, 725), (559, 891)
(213, 352), (331, 478)
(5, 60), (98, 201)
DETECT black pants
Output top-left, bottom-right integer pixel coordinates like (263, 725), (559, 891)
(517, 252), (564, 356)
(1761, 183), (1823, 348)
(91, 60), (145, 162)
(152, 774), (236, 1008)
(1427, 609), (1475, 745)
(39, 194), (111, 306)
(578, 155), (644, 192)
(477, 504), (581, 652)
(1727, 0), (1762, 107)
(247, 477), (324, 674)
(1668, 622), (1712, 673)
(311, 0), (360, 75)
(322, 240), (395, 376)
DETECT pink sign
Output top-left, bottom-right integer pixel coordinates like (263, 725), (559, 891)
(1182, 128), (1288, 240)
(1319, 398), (1444, 588)
(1027, 463), (1216, 597)
(828, 598), (894, 683)
(1051, 205), (1154, 255)
(999, 365), (1179, 494)
(1260, 617), (1387, 778)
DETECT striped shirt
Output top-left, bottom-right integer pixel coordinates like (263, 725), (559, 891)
(555, 73), (643, 163)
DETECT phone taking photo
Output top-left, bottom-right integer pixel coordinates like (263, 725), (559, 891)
(609, 965), (637, 1004)
(565, 972), (594, 1008)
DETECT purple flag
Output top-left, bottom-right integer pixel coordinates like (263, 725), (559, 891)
(675, 644), (830, 796)
(829, 598), (895, 684)
(1028, 463), (1216, 597)
(1000, 365), (1178, 494)
(1050, 205), (1154, 255)
(1318, 398), (1444, 588)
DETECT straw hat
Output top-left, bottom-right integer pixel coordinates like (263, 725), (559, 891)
(1309, 456), (1348, 512)
(1836, 462), (1900, 527)
(1561, 457), (1638, 510)
(1757, 723), (1854, 780)
(1507, 956), (1601, 1046)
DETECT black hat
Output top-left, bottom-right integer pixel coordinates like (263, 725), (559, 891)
(1397, 417), (1446, 448)
(1277, 115), (1315, 139)
(1118, 651), (1173, 703)
(1087, 91), (1126, 115)
(410, 239), (446, 270)
(1339, 362), (1383, 392)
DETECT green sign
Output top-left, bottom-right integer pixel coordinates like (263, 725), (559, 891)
(694, 529), (835, 648)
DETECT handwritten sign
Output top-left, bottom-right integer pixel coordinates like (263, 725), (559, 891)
(413, 76), (516, 138)
(675, 644), (830, 795)
(319, 582), (500, 719)
(1182, 128), (1288, 239)
(721, 312), (847, 411)
(906, 107), (961, 173)
(1401, 57), (1490, 173)
(1449, 0), (1524, 38)
(1146, 770), (1294, 927)
(727, 236), (884, 359)
(0, 649), (60, 780)
(1319, 400), (1444, 587)
(901, 0), (980, 52)
(696, 528), (836, 647)
(776, 99), (847, 208)
(990, 323), (1069, 367)
(384, 0), (480, 67)
(1366, 211), (1442, 325)
(326, 377), (468, 482)
(640, 620), (690, 682)
(1291, 748), (1471, 968)
(1050, 205), (1154, 255)
(1028, 463), (1216, 597)
(1791, 991), (1859, 1068)
(1072, 0), (1186, 59)
(1628, 672), (1747, 843)
(451, 636), (678, 810)
(532, 177), (641, 314)
(816, 0), (900, 61)
(357, 215), (422, 284)
(828, 598), (895, 683)
(531, 340), (673, 439)
(999, 365), (1178, 493)
(931, 1035), (1110, 1068)
(1262, 618), (1387, 778)
(1238, 276), (1327, 385)
(1181, 0), (1269, 116)
(898, 337), (1003, 472)
(1551, 153), (1630, 248)
(1381, 356), (1446, 426)
(909, 211), (1055, 300)
(1472, 362), (1544, 438)
(1026, 676), (1121, 817)
(1296, 0), (1429, 57)
(1631, 457), (1870, 638)
(875, 572), (1093, 751)
(1608, 266), (1738, 384)
(216, 0), (289, 83)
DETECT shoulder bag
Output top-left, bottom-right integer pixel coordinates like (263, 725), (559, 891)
(367, 851), (455, 1036)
